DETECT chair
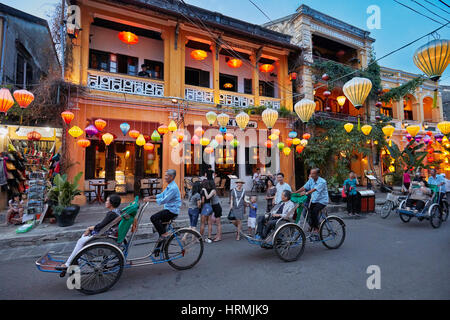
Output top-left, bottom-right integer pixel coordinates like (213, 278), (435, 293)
(140, 179), (151, 197)
(84, 181), (96, 202)
(103, 180), (117, 199)
(216, 179), (226, 196)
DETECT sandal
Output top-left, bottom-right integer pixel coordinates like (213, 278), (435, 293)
(213, 238), (222, 242)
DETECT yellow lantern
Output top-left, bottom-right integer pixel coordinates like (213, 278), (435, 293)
(406, 125), (420, 137)
(344, 123), (354, 133)
(68, 126), (83, 139)
(382, 125), (395, 138)
(262, 108), (278, 130)
(413, 39), (450, 82)
(300, 139), (308, 147)
(292, 138), (301, 145)
(343, 77), (372, 110)
(388, 165), (395, 173)
(361, 125), (372, 136)
(136, 134), (146, 146)
(168, 120), (177, 132)
(217, 113), (230, 128)
(294, 98), (315, 123)
(200, 138), (210, 146)
(206, 111), (217, 126)
(102, 133), (114, 146)
(271, 129), (280, 136)
(269, 134), (279, 141)
(437, 121), (450, 135)
(282, 147), (291, 156)
(336, 96), (346, 107)
(235, 112), (250, 130)
(170, 138), (179, 147)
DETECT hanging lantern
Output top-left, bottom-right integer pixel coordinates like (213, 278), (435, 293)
(224, 133), (234, 142)
(191, 50), (208, 61)
(265, 140), (273, 148)
(435, 133), (444, 143)
(277, 142), (285, 151)
(235, 112), (250, 130)
(118, 31), (139, 45)
(205, 146), (214, 154)
(191, 135), (200, 145)
(129, 130), (140, 139)
(136, 134), (146, 146)
(382, 125), (395, 138)
(262, 108), (278, 130)
(344, 123), (354, 133)
(406, 134), (413, 142)
(336, 96), (346, 107)
(406, 125), (420, 137)
(388, 165), (395, 173)
(217, 113), (230, 128)
(292, 138), (301, 145)
(61, 111), (74, 125)
(361, 125), (372, 136)
(94, 119), (107, 132)
(230, 138), (239, 148)
(302, 133), (311, 140)
(294, 99), (315, 123)
(27, 131), (41, 141)
(168, 120), (177, 132)
(170, 138), (179, 148)
(296, 145), (304, 154)
(259, 64), (274, 73)
(289, 72), (297, 81)
(144, 142), (154, 151)
(68, 126), (83, 139)
(206, 111), (217, 126)
(227, 58), (242, 68)
(269, 134), (279, 141)
(288, 131), (297, 139)
(13, 89), (34, 108)
(413, 39), (450, 82)
(323, 90), (331, 97)
(156, 125), (168, 136)
(175, 131), (184, 143)
(300, 139), (308, 147)
(151, 130), (161, 142)
(120, 123), (130, 136)
(102, 133), (114, 146)
(195, 127), (204, 137)
(322, 74), (330, 81)
(200, 137), (210, 146)
(0, 88), (14, 114)
(215, 134), (224, 144)
(426, 131), (433, 136)
(84, 124), (98, 137)
(438, 121), (450, 135)
(286, 138), (293, 147)
(219, 126), (227, 134)
(210, 139), (219, 149)
(375, 101), (383, 108)
(77, 138), (91, 148)
(414, 135), (423, 143)
(282, 147), (291, 156)
(427, 148), (434, 154)
(343, 77), (372, 110)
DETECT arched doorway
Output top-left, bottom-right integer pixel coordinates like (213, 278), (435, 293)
(423, 96), (433, 122)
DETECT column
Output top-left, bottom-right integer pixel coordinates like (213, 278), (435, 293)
(80, 9), (92, 87)
(297, 16), (314, 100)
(251, 54), (260, 106)
(417, 93), (424, 124)
(212, 42), (220, 104)
(162, 26), (185, 98)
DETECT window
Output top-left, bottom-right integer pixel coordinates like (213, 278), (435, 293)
(185, 67), (210, 88)
(16, 54), (24, 87)
(143, 59), (164, 80)
(117, 54), (138, 76)
(381, 107), (393, 118)
(220, 73), (237, 92)
(245, 147), (260, 176)
(259, 81), (274, 97)
(89, 49), (139, 76)
(89, 49), (110, 71)
(244, 78), (252, 94)
(404, 110), (413, 120)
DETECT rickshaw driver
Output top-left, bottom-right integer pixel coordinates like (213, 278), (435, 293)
(295, 168), (329, 237)
(427, 168), (446, 207)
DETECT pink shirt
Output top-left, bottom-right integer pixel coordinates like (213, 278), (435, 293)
(403, 173), (411, 183)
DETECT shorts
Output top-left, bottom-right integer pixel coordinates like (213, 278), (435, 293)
(247, 217), (256, 229)
(212, 203), (222, 218)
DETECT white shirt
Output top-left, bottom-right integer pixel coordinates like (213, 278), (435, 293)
(275, 182), (292, 204)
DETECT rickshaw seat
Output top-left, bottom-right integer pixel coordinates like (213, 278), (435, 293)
(290, 194), (309, 224)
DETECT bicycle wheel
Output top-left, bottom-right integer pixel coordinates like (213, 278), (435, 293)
(165, 229), (204, 270)
(429, 205), (442, 229)
(319, 216), (346, 249)
(441, 201), (449, 222)
(71, 243), (124, 295)
(273, 224), (306, 262)
(380, 201), (393, 219)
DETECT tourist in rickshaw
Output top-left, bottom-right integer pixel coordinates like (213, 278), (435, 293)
(405, 180), (431, 212)
(255, 190), (295, 241)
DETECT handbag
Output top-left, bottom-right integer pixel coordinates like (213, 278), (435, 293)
(227, 208), (236, 220)
(341, 186), (347, 198)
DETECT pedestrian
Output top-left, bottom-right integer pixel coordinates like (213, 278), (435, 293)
(248, 195), (258, 236)
(200, 179), (214, 243)
(188, 181), (202, 230)
(265, 178), (276, 213)
(274, 173), (292, 205)
(229, 179), (247, 240)
(4, 193), (24, 225)
(403, 169), (411, 193)
(343, 172), (359, 216)
(202, 177), (223, 242)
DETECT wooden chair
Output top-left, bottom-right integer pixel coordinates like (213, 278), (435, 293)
(103, 180), (117, 199)
(140, 179), (151, 197)
(84, 180), (96, 202)
(216, 179), (226, 196)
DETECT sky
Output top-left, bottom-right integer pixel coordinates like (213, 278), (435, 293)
(2, 0), (450, 84)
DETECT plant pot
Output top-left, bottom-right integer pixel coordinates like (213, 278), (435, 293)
(56, 205), (80, 227)
(329, 192), (341, 203)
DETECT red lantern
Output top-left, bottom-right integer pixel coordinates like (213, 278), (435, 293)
(77, 138), (91, 148)
(286, 138), (293, 147)
(426, 131), (433, 136)
(289, 72), (297, 81)
(322, 74), (330, 81)
(118, 31), (138, 45)
(27, 131), (41, 141)
(61, 111), (74, 125)
(375, 101), (382, 108)
(302, 133), (311, 140)
(427, 148), (434, 154)
(427, 156), (434, 162)
(129, 130), (140, 139)
(191, 50), (207, 61)
(191, 135), (200, 145)
(265, 140), (273, 148)
(94, 119), (107, 131)
(13, 89), (34, 108)
(143, 135), (151, 143)
(227, 58), (242, 68)
(296, 145), (304, 153)
(0, 88), (14, 114)
(259, 64), (274, 73)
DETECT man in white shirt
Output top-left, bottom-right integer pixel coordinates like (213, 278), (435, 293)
(274, 172), (292, 205)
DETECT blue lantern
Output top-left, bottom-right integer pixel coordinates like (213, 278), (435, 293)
(288, 131), (297, 139)
(120, 122), (130, 136)
(220, 127), (227, 134)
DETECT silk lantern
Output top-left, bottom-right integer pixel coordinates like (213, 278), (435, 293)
(129, 130), (140, 139)
(344, 123), (354, 133)
(406, 125), (420, 137)
(336, 96), (346, 107)
(191, 50), (207, 61)
(206, 111), (217, 126)
(288, 131), (297, 139)
(68, 126), (83, 139)
(294, 98), (315, 123)
(200, 138), (210, 146)
(259, 64), (274, 73)
(144, 143), (154, 151)
(302, 133), (311, 140)
(215, 134), (224, 144)
(361, 125), (372, 136)
(300, 139), (308, 147)
(118, 31), (138, 45)
(94, 119), (107, 132)
(413, 39), (450, 82)
(13, 89), (34, 108)
(262, 108), (278, 130)
(286, 138), (293, 147)
(136, 134), (146, 146)
(382, 125), (395, 138)
(120, 123), (130, 136)
(296, 145), (304, 154)
(235, 112), (250, 130)
(265, 140), (273, 148)
(61, 111), (74, 125)
(277, 142), (285, 151)
(282, 147), (291, 156)
(227, 58), (242, 68)
(77, 139), (91, 148)
(102, 133), (114, 146)
(224, 133), (234, 142)
(230, 138), (239, 148)
(438, 121), (450, 135)
(169, 138), (179, 147)
(191, 135), (200, 145)
(151, 130), (161, 142)
(0, 88), (14, 114)
(343, 77), (372, 110)
(85, 124), (98, 137)
(217, 113), (230, 128)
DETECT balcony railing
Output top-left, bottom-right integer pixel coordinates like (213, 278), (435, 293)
(260, 97), (281, 109)
(87, 70), (164, 97)
(184, 85), (214, 104)
(219, 91), (254, 108)
(314, 111), (357, 122)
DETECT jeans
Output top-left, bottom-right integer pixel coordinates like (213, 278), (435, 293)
(188, 208), (200, 228)
(151, 209), (177, 236)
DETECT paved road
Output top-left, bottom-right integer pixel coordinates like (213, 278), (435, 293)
(0, 213), (449, 300)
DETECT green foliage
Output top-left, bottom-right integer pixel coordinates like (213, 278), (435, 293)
(386, 140), (430, 172)
(380, 76), (425, 103)
(47, 172), (82, 215)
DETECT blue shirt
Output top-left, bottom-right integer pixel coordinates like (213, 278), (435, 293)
(344, 178), (358, 196)
(428, 175), (446, 193)
(156, 181), (181, 215)
(249, 203), (257, 218)
(303, 177), (329, 205)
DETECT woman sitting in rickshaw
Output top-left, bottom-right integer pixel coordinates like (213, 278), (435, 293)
(405, 180), (431, 212)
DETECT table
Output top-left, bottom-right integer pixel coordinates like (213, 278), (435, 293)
(90, 182), (107, 204)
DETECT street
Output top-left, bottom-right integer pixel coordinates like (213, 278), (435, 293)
(0, 213), (448, 300)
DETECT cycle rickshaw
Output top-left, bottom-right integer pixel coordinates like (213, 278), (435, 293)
(240, 194), (346, 262)
(35, 197), (204, 295)
(396, 184), (449, 228)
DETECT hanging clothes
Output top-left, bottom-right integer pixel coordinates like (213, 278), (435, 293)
(0, 158), (7, 186)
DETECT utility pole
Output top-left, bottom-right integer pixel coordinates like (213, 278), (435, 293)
(60, 0), (65, 80)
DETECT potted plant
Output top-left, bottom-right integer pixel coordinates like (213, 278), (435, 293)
(327, 176), (342, 203)
(48, 172), (82, 227)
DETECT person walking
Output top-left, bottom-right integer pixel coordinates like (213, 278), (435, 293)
(403, 170), (411, 194)
(343, 172), (359, 216)
(265, 178), (276, 213)
(188, 181), (202, 230)
(229, 179), (247, 240)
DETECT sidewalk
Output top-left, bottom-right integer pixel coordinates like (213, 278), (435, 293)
(0, 189), (391, 249)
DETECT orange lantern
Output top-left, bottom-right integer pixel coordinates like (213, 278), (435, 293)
(259, 64), (274, 73)
(158, 125), (169, 135)
(77, 138), (91, 148)
(61, 111), (74, 125)
(144, 142), (154, 151)
(296, 145), (304, 154)
(191, 50), (208, 61)
(118, 31), (139, 45)
(215, 134), (224, 144)
(13, 89), (34, 108)
(265, 140), (273, 148)
(227, 58), (242, 68)
(286, 138), (293, 147)
(176, 131), (184, 143)
(302, 133), (311, 140)
(27, 131), (41, 141)
(224, 133), (234, 142)
(102, 133), (114, 146)
(129, 130), (140, 139)
(0, 88), (15, 114)
(94, 119), (107, 131)
(68, 126), (83, 139)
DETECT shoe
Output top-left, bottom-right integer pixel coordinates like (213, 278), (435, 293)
(205, 237), (212, 243)
(153, 248), (161, 257)
(254, 234), (262, 240)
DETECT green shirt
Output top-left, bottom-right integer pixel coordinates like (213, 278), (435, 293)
(344, 178), (358, 196)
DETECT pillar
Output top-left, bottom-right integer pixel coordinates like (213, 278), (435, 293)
(80, 8), (92, 87)
(212, 43), (220, 104)
(251, 54), (260, 106)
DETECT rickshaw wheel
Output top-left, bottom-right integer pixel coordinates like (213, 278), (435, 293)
(273, 224), (306, 262)
(441, 202), (449, 222)
(429, 205), (442, 229)
(71, 243), (124, 295)
(165, 228), (204, 270)
(399, 212), (412, 223)
(319, 216), (346, 249)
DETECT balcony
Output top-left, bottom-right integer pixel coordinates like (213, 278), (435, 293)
(87, 70), (164, 98)
(260, 97), (281, 109)
(219, 91), (255, 108)
(184, 85), (214, 104)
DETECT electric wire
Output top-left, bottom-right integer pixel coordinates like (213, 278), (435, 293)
(394, 0), (450, 27)
(247, 0), (274, 24)
(410, 0), (450, 22)
(424, 0), (450, 15)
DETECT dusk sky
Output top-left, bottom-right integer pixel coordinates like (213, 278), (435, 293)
(2, 0), (449, 84)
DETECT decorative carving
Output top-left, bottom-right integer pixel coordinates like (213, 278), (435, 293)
(219, 93), (254, 108)
(185, 87), (214, 103)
